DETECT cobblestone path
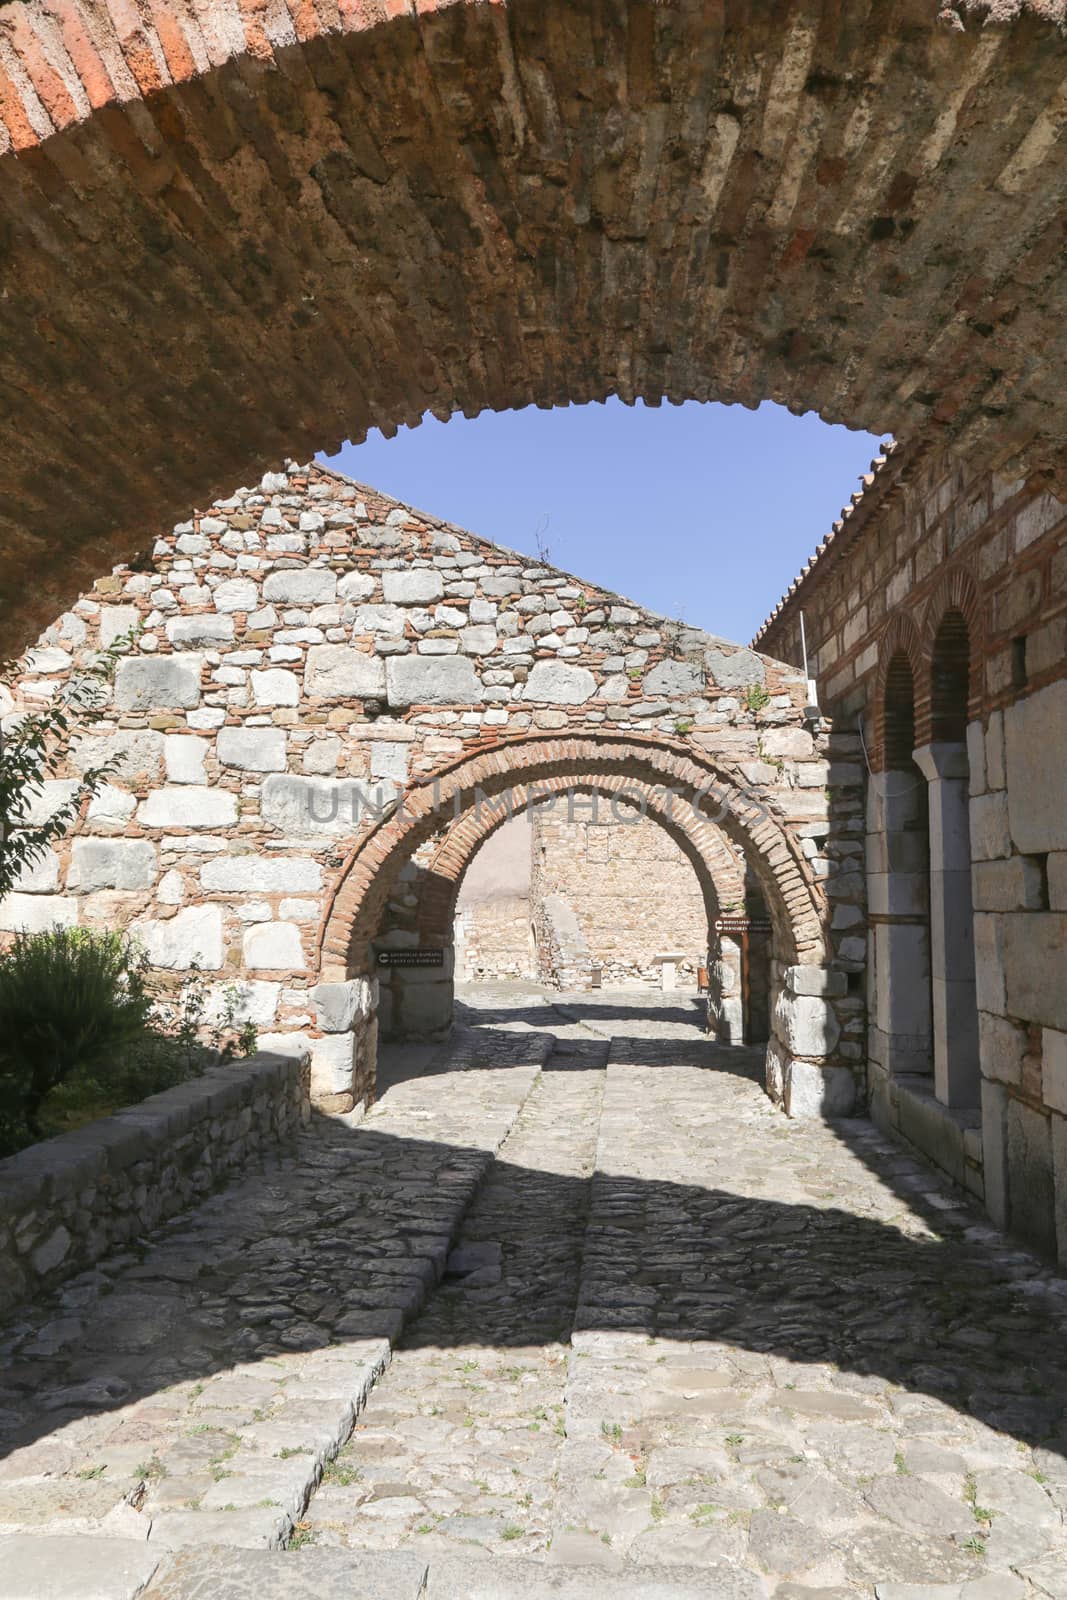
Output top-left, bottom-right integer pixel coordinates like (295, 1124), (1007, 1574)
(0, 1021), (550, 1551)
(302, 986), (1067, 1597)
(4, 985), (1067, 1599)
(305, 1015), (609, 1559)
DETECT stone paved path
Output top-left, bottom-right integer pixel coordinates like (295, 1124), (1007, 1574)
(304, 1015), (609, 1560)
(302, 985), (1067, 1597)
(4, 984), (1067, 1598)
(0, 1021), (550, 1552)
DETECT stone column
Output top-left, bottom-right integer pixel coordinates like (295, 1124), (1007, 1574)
(866, 768), (932, 1082)
(765, 965), (855, 1119)
(307, 975), (378, 1116)
(707, 936), (742, 1043)
(385, 946), (456, 1039)
(913, 742), (980, 1109)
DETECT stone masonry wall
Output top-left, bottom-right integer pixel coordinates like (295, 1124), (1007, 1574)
(455, 899), (536, 983)
(757, 448), (1067, 1255)
(530, 803), (711, 988)
(0, 1048), (310, 1315)
(1, 461), (851, 1118)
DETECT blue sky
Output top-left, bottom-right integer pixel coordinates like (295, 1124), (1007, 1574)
(321, 401), (886, 645)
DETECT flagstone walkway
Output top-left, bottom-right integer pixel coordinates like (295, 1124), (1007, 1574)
(3, 984), (1067, 1598)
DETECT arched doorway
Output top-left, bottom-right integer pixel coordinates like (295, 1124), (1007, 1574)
(915, 605), (981, 1109)
(869, 637), (934, 1109)
(319, 737), (850, 1117)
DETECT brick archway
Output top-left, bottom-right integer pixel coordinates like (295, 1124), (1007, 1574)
(0, 1), (1065, 654)
(873, 612), (926, 771)
(920, 563), (986, 740)
(416, 772), (747, 951)
(318, 734), (826, 982)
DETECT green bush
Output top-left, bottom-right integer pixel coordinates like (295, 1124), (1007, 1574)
(0, 928), (154, 1142)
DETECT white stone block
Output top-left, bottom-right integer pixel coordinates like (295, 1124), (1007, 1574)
(370, 742), (409, 782)
(353, 604), (405, 636)
(304, 646), (386, 700)
(139, 904), (224, 969)
(12, 849), (61, 892)
(204, 979), (280, 1027)
(158, 868), (185, 904)
(460, 626), (499, 656)
(68, 838), (157, 891)
(310, 1031), (356, 1098)
(200, 855), (322, 893)
(1004, 912), (1067, 1030)
(21, 780), (79, 827)
(137, 787), (238, 828)
(784, 1058), (856, 1119)
(783, 965), (848, 998)
(521, 662), (596, 705)
(86, 784), (137, 826)
(302, 735), (341, 774)
(251, 668), (300, 706)
(260, 774), (396, 836)
(383, 569), (444, 605)
(217, 726), (287, 772)
(313, 979), (371, 1033)
(970, 792), (1011, 861)
(773, 990), (841, 1057)
(337, 571), (376, 602)
(213, 578), (259, 613)
(0, 894), (78, 933)
(262, 569), (337, 605)
(164, 734), (207, 785)
(99, 604), (140, 649)
(1005, 680), (1067, 853)
(386, 655), (482, 707)
(72, 729), (164, 781)
(244, 921), (305, 971)
(166, 615), (234, 647)
(114, 655), (202, 711)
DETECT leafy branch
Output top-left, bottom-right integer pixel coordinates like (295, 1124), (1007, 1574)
(0, 624), (141, 899)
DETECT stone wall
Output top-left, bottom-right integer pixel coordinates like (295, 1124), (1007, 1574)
(455, 899), (535, 983)
(0, 1049), (310, 1315)
(1, 460), (846, 1116)
(757, 447), (1067, 1255)
(454, 815), (535, 983)
(530, 801), (711, 988)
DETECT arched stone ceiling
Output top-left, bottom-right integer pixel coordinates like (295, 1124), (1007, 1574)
(0, 0), (1065, 655)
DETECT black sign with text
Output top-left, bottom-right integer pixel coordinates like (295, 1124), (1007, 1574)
(376, 949), (445, 968)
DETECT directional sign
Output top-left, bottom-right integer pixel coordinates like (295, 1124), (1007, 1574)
(376, 949), (445, 968)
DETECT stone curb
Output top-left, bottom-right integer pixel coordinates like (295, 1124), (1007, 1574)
(0, 1535), (752, 1599)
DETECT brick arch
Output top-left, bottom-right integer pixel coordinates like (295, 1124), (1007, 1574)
(410, 772), (748, 950)
(317, 735), (826, 978)
(919, 563), (985, 741)
(873, 612), (926, 771)
(0, 1), (1066, 656)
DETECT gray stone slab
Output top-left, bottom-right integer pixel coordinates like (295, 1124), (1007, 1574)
(425, 1553), (762, 1598)
(144, 1544), (428, 1599)
(0, 1534), (162, 1599)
